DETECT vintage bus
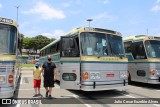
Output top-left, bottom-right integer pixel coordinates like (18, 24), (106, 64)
(124, 35), (160, 84)
(22, 55), (39, 64)
(0, 17), (22, 98)
(40, 27), (128, 91)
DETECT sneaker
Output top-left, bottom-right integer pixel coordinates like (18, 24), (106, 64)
(37, 93), (42, 97)
(48, 95), (53, 99)
(45, 91), (49, 97)
(33, 94), (37, 97)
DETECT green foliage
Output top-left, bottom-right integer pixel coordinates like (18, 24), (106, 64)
(33, 35), (51, 49)
(50, 38), (56, 42)
(22, 37), (32, 49)
(21, 34), (56, 54)
(22, 64), (34, 67)
(18, 33), (24, 38)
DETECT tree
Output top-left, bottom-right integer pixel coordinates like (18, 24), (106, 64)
(22, 37), (32, 49)
(22, 34), (56, 54)
(31, 35), (53, 54)
(18, 33), (24, 38)
(34, 35), (51, 49)
(50, 38), (56, 42)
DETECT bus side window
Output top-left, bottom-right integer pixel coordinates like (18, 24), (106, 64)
(124, 41), (132, 53)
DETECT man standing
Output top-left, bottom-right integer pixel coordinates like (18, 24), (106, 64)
(41, 55), (56, 99)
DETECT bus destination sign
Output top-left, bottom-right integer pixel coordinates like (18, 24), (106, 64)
(0, 17), (13, 24)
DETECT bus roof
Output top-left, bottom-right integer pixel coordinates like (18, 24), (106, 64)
(40, 27), (122, 51)
(123, 35), (160, 42)
(0, 16), (18, 27)
(66, 27), (122, 37)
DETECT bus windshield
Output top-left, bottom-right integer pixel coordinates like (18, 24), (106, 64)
(0, 24), (17, 54)
(80, 32), (124, 56)
(145, 40), (160, 58)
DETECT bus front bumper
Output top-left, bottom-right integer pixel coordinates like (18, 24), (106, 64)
(147, 77), (160, 84)
(81, 80), (128, 91)
(0, 87), (14, 98)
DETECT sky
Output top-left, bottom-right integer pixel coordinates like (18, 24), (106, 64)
(0, 0), (160, 39)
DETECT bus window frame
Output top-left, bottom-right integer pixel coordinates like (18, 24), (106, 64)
(79, 32), (125, 57)
(60, 36), (80, 57)
(131, 41), (147, 60)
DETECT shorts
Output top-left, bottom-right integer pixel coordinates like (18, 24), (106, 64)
(33, 79), (41, 88)
(43, 78), (55, 87)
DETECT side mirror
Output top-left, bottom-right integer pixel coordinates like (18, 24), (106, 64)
(18, 38), (23, 53)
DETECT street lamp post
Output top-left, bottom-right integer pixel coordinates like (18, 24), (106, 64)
(86, 19), (93, 27)
(15, 5), (20, 27)
(146, 28), (148, 36)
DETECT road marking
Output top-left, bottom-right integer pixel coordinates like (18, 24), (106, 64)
(20, 75), (33, 84)
(72, 95), (92, 107)
(16, 104), (20, 107)
(117, 91), (136, 98)
(63, 95), (92, 107)
(153, 104), (160, 107)
(124, 94), (136, 98)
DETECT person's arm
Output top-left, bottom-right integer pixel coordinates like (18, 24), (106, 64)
(54, 68), (56, 81)
(40, 67), (44, 76)
(33, 69), (34, 76)
(39, 63), (45, 78)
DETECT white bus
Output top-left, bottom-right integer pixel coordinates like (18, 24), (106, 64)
(124, 35), (160, 84)
(40, 27), (128, 91)
(0, 17), (22, 98)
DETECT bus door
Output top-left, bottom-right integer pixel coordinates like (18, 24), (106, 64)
(60, 36), (80, 90)
(131, 42), (148, 82)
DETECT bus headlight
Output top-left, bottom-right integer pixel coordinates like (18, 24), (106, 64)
(120, 72), (127, 79)
(8, 75), (14, 84)
(82, 72), (89, 80)
(149, 69), (160, 77)
(150, 69), (155, 75)
(90, 72), (100, 80)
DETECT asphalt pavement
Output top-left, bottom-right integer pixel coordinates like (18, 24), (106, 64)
(1, 67), (160, 107)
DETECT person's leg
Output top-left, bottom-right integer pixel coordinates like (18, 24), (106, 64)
(45, 87), (49, 91)
(38, 88), (40, 94)
(34, 88), (37, 94)
(37, 80), (41, 94)
(37, 88), (42, 97)
(48, 79), (54, 99)
(48, 87), (53, 99)
(44, 78), (49, 97)
(45, 87), (49, 97)
(48, 87), (52, 95)
(33, 79), (37, 97)
(33, 88), (38, 97)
